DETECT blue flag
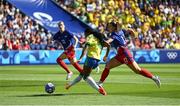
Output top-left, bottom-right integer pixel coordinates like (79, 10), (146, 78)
(7, 0), (88, 33)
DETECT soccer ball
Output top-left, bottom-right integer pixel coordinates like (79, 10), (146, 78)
(45, 83), (55, 94)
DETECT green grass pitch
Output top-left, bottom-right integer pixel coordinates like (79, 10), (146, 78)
(0, 64), (180, 105)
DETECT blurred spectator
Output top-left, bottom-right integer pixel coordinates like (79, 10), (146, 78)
(22, 40), (30, 50)
(0, 34), (4, 49)
(12, 39), (21, 50)
(174, 38), (180, 49)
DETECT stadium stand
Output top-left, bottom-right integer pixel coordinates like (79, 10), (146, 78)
(55, 0), (180, 49)
(0, 0), (179, 50)
(0, 0), (59, 50)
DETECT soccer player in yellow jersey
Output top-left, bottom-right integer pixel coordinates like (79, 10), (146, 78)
(65, 28), (110, 95)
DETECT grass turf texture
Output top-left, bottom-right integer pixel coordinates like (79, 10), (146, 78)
(0, 64), (180, 105)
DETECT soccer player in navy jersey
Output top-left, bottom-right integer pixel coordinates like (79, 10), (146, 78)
(53, 21), (83, 80)
(98, 21), (161, 89)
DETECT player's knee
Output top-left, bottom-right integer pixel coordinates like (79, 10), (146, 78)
(106, 64), (112, 70)
(56, 58), (62, 63)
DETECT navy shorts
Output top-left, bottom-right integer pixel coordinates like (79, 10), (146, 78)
(84, 56), (100, 69)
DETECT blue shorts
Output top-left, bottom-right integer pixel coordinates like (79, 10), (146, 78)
(84, 56), (100, 69)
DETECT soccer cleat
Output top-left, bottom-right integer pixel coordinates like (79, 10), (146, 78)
(65, 83), (71, 90)
(153, 76), (161, 88)
(66, 72), (73, 80)
(98, 86), (107, 95)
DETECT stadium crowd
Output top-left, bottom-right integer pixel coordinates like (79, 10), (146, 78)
(0, 0), (180, 50)
(56, 0), (180, 49)
(0, 0), (56, 50)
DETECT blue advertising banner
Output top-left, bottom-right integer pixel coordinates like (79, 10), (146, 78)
(0, 50), (111, 65)
(132, 50), (160, 63)
(0, 50), (60, 65)
(7, 0), (88, 33)
(160, 50), (180, 63)
(0, 50), (179, 65)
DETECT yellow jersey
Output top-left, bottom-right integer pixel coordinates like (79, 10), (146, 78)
(86, 34), (102, 60)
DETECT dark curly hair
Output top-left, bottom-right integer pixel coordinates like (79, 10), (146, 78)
(84, 28), (104, 45)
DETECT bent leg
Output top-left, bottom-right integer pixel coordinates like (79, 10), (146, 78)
(66, 73), (83, 89)
(127, 61), (161, 87)
(127, 61), (153, 78)
(100, 57), (122, 83)
(83, 66), (100, 91)
(56, 53), (71, 73)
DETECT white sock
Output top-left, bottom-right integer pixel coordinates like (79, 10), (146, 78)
(85, 76), (99, 91)
(69, 74), (83, 87)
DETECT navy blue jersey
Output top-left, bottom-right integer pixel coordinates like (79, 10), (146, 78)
(110, 30), (127, 49)
(53, 30), (74, 50)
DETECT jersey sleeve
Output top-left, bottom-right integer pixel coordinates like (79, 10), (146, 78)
(53, 32), (58, 40)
